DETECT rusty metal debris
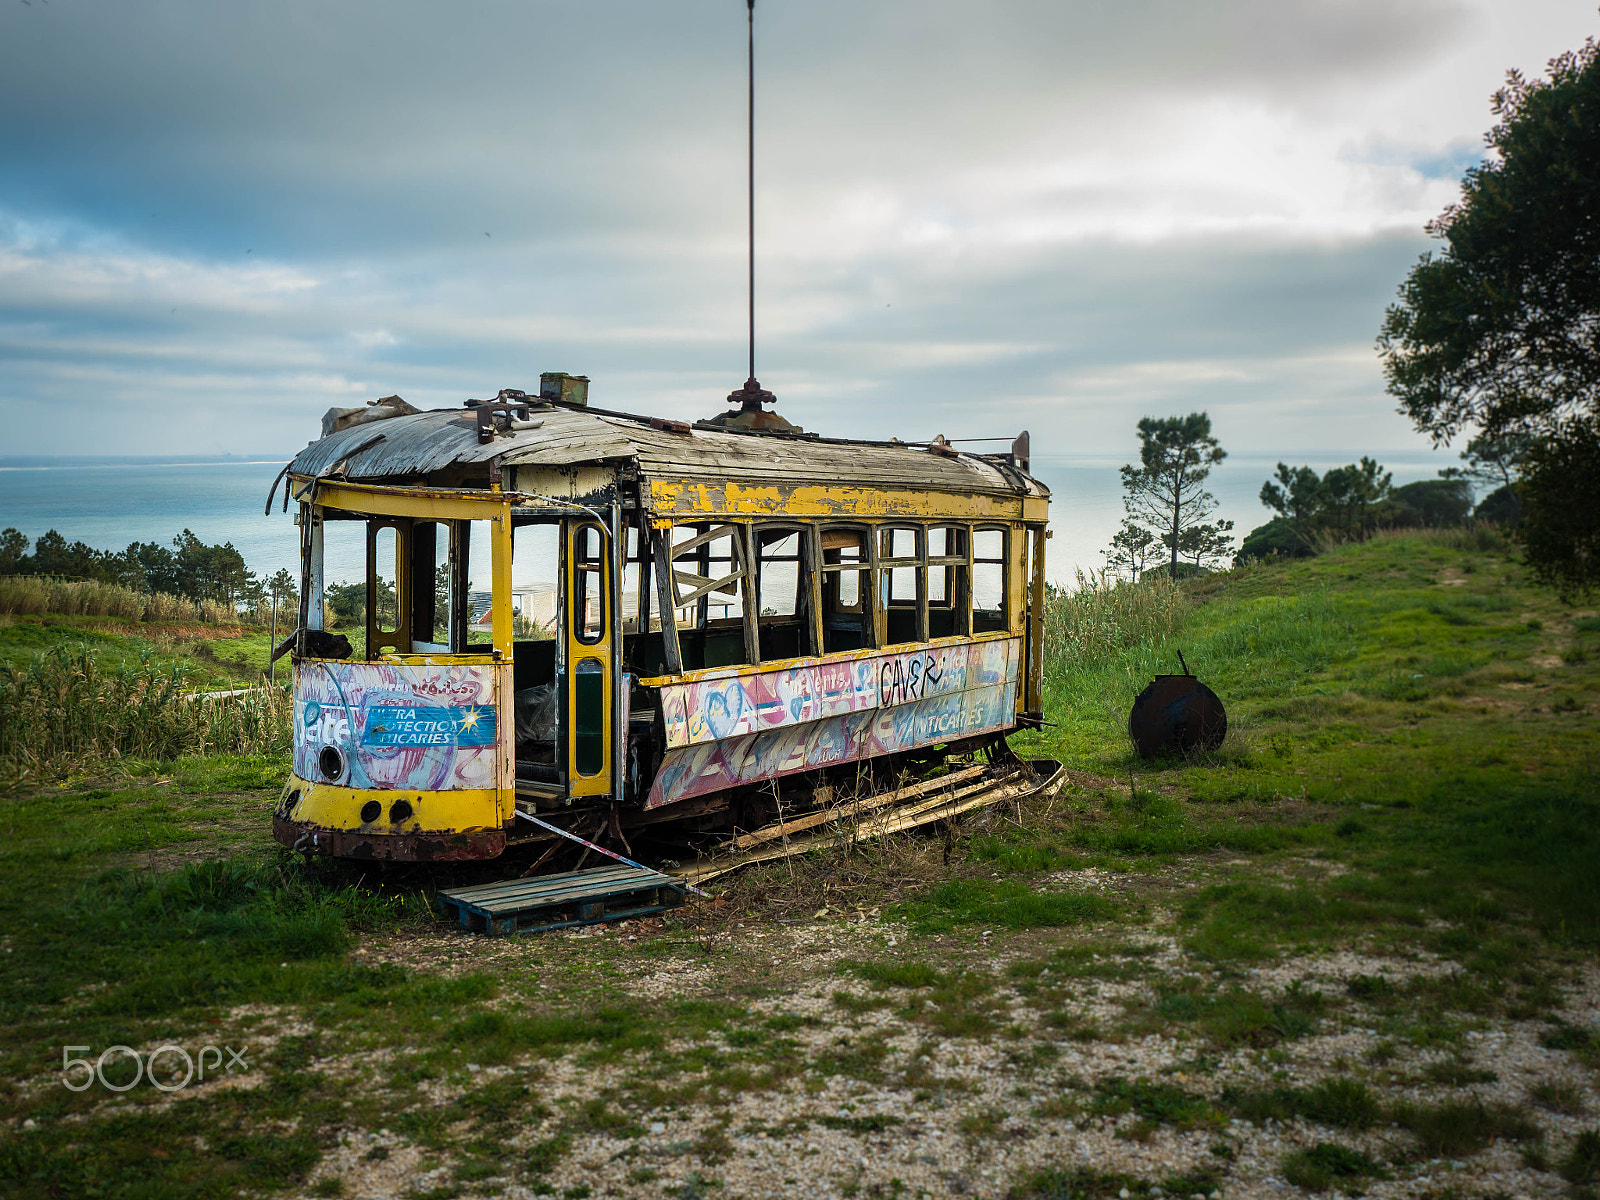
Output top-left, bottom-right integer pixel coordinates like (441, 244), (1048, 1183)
(321, 394), (419, 438)
(676, 758), (1066, 886)
(1128, 653), (1227, 759)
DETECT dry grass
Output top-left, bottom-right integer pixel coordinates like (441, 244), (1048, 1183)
(0, 642), (289, 772)
(1042, 570), (1187, 675)
(0, 578), (256, 625)
(0, 576), (143, 619)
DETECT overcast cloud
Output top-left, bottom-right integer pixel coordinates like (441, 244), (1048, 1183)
(1, 0), (1596, 459)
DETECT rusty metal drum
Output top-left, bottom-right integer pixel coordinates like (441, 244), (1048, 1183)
(1129, 674), (1227, 759)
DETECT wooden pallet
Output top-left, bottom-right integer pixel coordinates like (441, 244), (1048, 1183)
(437, 864), (687, 936)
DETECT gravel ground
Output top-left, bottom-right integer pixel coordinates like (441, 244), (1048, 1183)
(268, 918), (1600, 1200)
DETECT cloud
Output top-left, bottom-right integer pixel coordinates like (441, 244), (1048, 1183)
(0, 0), (1594, 473)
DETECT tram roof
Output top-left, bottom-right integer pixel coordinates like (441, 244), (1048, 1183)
(287, 403), (1048, 502)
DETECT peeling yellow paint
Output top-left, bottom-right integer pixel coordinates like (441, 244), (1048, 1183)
(648, 480), (1040, 522)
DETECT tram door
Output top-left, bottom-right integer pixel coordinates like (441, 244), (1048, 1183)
(563, 519), (613, 798)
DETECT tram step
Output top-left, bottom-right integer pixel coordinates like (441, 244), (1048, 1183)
(436, 864), (687, 937)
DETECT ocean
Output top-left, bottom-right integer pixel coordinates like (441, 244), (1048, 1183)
(0, 448), (1462, 591)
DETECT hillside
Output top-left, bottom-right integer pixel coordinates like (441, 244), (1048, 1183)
(1, 531), (1597, 1200)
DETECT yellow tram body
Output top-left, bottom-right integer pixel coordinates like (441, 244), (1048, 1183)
(272, 386), (1049, 861)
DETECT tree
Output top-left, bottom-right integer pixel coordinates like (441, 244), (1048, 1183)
(1118, 413), (1228, 574)
(1449, 431), (1531, 526)
(266, 568), (298, 607)
(1458, 432), (1531, 492)
(324, 580), (368, 630)
(27, 530), (116, 580)
(1176, 519), (1236, 571)
(1387, 479), (1473, 528)
(1518, 417), (1600, 593)
(1378, 40), (1600, 441)
(1256, 458), (1394, 554)
(1322, 458), (1393, 541)
(1378, 37), (1600, 588)
(121, 541), (181, 594)
(0, 528), (27, 575)
(172, 529), (255, 606)
(1104, 519), (1159, 582)
(1258, 464), (1325, 553)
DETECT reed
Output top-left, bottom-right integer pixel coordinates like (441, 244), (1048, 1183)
(198, 598), (239, 625)
(1041, 569), (1188, 675)
(0, 575), (49, 616)
(0, 576), (144, 620)
(0, 642), (290, 771)
(142, 591), (199, 622)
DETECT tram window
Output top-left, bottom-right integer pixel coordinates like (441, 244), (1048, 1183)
(879, 525), (923, 645)
(757, 529), (801, 617)
(755, 526), (806, 661)
(821, 527), (870, 652)
(317, 517), (367, 642)
(973, 526), (1008, 632)
(411, 522), (450, 650)
(453, 520), (496, 651)
(668, 524), (745, 628)
(928, 525), (968, 638)
(622, 523), (644, 634)
(371, 525), (399, 633)
(511, 523), (558, 642)
(573, 658), (606, 776)
(571, 523), (607, 645)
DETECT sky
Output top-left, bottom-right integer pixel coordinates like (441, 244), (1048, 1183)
(1, 0), (1597, 465)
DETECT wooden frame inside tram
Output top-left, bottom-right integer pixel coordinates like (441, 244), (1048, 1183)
(272, 395), (1049, 863)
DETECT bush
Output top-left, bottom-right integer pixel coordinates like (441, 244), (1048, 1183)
(1561, 1129), (1600, 1185)
(1520, 416), (1600, 593)
(1233, 517), (1317, 565)
(1475, 483), (1521, 525)
(1386, 478), (1473, 528)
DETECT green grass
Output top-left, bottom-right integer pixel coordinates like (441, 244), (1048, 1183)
(0, 530), (1596, 1197)
(1281, 1142), (1389, 1191)
(893, 878), (1118, 933)
(1014, 532), (1600, 961)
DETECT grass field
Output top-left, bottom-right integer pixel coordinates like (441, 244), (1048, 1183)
(0, 613), (283, 687)
(1, 531), (1597, 1199)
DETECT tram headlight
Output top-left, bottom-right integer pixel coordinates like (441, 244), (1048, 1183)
(318, 745), (346, 782)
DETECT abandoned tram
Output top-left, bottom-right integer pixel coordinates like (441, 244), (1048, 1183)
(271, 377), (1054, 871)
